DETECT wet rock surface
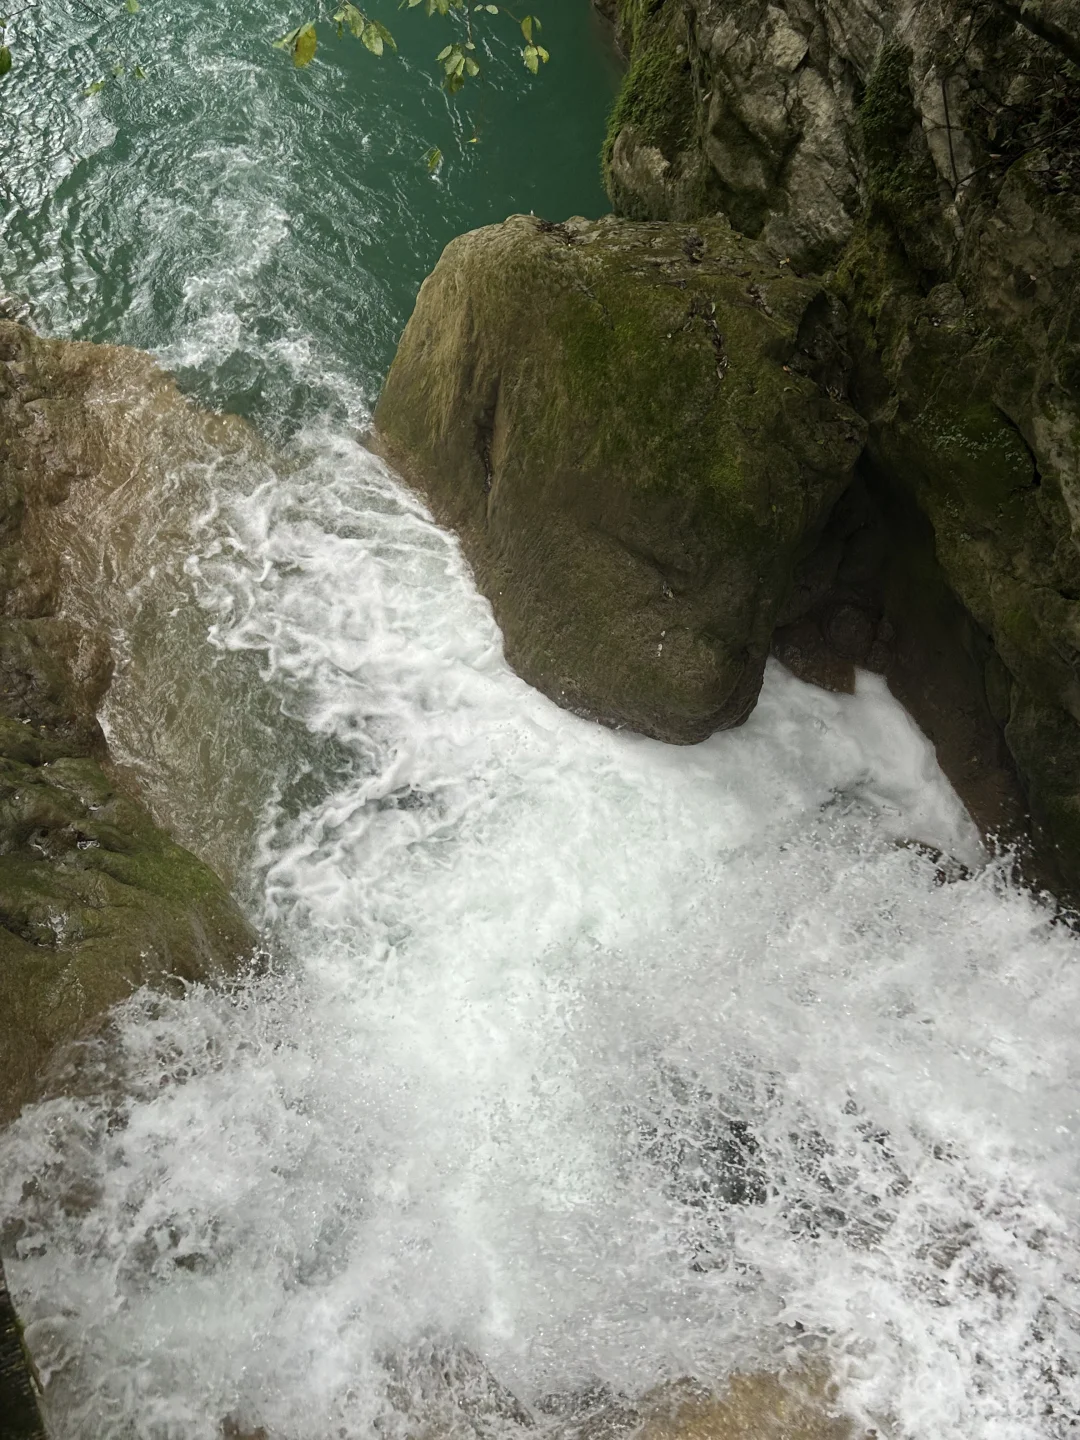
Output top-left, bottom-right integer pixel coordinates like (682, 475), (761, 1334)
(556, 1371), (861, 1440)
(375, 0), (1080, 889)
(0, 320), (258, 1125)
(217, 1348), (862, 1440)
(375, 214), (864, 742)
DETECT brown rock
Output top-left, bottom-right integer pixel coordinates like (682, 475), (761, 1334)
(375, 214), (864, 743)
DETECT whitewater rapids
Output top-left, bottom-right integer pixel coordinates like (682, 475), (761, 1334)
(1, 427), (1078, 1440)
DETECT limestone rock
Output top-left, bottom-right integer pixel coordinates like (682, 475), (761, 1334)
(0, 320), (259, 1123)
(375, 214), (864, 742)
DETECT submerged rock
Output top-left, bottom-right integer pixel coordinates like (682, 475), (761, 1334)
(0, 320), (258, 1123)
(375, 214), (864, 742)
(634, 1373), (858, 1440)
(383, 1339), (536, 1439)
(404, 1363), (863, 1440)
(567, 1372), (861, 1440)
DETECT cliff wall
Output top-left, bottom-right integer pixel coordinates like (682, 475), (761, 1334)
(603, 0), (1080, 883)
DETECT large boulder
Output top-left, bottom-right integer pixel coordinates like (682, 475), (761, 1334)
(375, 214), (864, 742)
(0, 320), (259, 1123)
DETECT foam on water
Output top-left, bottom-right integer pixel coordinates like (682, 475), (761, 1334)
(3, 433), (1079, 1440)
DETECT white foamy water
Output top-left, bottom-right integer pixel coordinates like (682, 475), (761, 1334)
(2, 431), (1079, 1440)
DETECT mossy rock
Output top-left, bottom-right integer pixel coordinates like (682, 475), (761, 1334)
(0, 1258), (46, 1440)
(0, 322), (261, 1123)
(0, 718), (257, 1122)
(375, 214), (864, 742)
(835, 191), (1080, 889)
(602, 0), (713, 222)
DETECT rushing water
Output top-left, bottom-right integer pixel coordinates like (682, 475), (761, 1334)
(2, 4), (1080, 1439)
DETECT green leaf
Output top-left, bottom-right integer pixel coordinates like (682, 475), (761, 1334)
(520, 13), (532, 42)
(83, 77), (107, 95)
(370, 19), (396, 50)
(272, 25), (302, 50)
(436, 43), (453, 60)
(361, 22), (383, 53)
(522, 42), (537, 72)
(445, 67), (464, 93)
(484, 3), (498, 10)
(425, 145), (442, 172)
(464, 54), (479, 75)
(536, 43), (548, 62)
(334, 3), (365, 36)
(133, 62), (146, 78)
(112, 61), (125, 76)
(293, 21), (317, 65)
(125, 0), (140, 12)
(0, 45), (10, 77)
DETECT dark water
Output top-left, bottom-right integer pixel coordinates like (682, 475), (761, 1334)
(0, 0), (619, 426)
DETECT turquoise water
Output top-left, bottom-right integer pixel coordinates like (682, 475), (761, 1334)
(0, 0), (619, 424)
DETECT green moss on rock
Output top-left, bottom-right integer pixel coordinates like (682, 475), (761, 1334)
(602, 0), (710, 221)
(375, 214), (864, 742)
(0, 321), (260, 1123)
(603, 1), (694, 171)
(856, 43), (950, 276)
(0, 709), (258, 1126)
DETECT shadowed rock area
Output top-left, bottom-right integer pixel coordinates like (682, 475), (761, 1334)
(600, 0), (1080, 886)
(375, 213), (864, 742)
(0, 1257), (46, 1439)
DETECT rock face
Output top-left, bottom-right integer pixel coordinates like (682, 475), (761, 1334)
(0, 320), (258, 1125)
(375, 214), (864, 741)
(0, 1258), (46, 1439)
(597, 0), (1080, 889)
